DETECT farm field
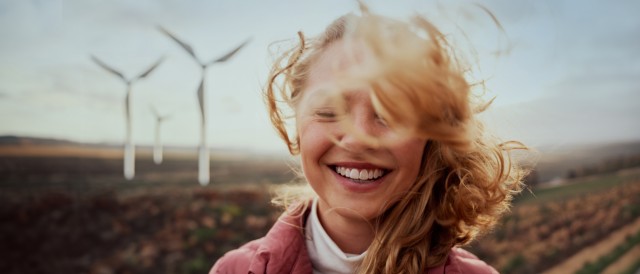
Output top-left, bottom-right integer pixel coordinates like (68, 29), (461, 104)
(542, 219), (640, 274)
(0, 140), (292, 274)
(1, 138), (640, 274)
(466, 169), (640, 273)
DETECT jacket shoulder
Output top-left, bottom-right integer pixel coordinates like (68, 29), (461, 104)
(444, 248), (498, 274)
(210, 206), (313, 274)
(209, 239), (263, 274)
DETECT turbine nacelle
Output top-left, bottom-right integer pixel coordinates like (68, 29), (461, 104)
(157, 26), (250, 67)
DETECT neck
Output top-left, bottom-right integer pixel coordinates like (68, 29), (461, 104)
(316, 199), (375, 254)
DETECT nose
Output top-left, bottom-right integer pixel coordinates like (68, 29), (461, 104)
(338, 108), (381, 153)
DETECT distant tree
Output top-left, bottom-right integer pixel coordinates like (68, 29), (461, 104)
(567, 169), (577, 179)
(524, 169), (539, 188)
(569, 153), (640, 180)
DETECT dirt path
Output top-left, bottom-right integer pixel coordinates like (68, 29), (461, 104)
(602, 244), (640, 274)
(543, 217), (640, 274)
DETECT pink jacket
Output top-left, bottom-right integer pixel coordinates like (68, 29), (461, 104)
(210, 209), (498, 274)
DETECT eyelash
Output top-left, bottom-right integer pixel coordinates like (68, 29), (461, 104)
(375, 113), (388, 126)
(315, 109), (337, 119)
(314, 110), (387, 127)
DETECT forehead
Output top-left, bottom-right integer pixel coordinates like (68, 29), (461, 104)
(305, 39), (370, 90)
(298, 40), (375, 110)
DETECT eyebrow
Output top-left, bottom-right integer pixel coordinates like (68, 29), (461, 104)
(303, 85), (370, 109)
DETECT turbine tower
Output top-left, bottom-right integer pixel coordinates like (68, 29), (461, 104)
(150, 105), (171, 165)
(158, 26), (249, 185)
(91, 55), (164, 180)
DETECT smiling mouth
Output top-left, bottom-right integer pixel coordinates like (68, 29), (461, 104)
(331, 165), (389, 182)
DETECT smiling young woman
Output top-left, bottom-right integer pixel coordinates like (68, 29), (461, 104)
(211, 6), (527, 274)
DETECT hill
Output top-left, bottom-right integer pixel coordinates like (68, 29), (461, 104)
(535, 141), (640, 183)
(0, 135), (296, 189)
(2, 135), (640, 187)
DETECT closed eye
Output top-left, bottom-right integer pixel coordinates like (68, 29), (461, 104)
(375, 113), (388, 127)
(315, 108), (338, 120)
(316, 111), (335, 118)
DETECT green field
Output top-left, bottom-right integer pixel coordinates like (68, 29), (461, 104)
(516, 170), (640, 205)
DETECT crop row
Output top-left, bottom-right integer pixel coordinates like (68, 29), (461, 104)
(468, 180), (640, 274)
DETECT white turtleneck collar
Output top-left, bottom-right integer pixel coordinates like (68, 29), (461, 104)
(305, 197), (367, 274)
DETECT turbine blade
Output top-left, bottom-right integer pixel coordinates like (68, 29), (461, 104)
(91, 55), (126, 81)
(208, 38), (251, 64)
(136, 56), (165, 80)
(157, 26), (198, 60)
(197, 77), (205, 122)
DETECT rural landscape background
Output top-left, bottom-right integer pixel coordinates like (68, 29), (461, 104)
(1, 136), (639, 274)
(2, 0), (640, 273)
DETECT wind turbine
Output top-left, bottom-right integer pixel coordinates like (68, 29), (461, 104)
(91, 55), (164, 180)
(158, 26), (249, 185)
(150, 105), (171, 165)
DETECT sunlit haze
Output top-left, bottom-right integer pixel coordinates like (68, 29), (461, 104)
(1, 0), (639, 152)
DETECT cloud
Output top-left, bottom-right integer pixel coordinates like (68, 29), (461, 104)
(483, 85), (640, 148)
(1, 0), (639, 150)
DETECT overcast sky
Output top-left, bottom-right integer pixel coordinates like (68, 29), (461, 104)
(0, 0), (638, 152)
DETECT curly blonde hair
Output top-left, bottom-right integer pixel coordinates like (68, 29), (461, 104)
(265, 8), (526, 274)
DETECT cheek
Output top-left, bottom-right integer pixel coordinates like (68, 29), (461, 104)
(298, 121), (331, 165)
(395, 139), (427, 175)
(298, 127), (333, 191)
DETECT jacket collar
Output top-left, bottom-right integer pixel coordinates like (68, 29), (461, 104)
(244, 203), (477, 274)
(248, 204), (313, 274)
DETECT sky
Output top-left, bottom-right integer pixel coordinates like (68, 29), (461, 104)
(0, 0), (639, 153)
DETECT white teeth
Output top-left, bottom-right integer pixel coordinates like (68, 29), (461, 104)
(349, 169), (359, 179)
(359, 170), (367, 180)
(334, 166), (386, 181)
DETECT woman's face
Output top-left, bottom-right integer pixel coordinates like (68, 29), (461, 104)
(296, 40), (427, 221)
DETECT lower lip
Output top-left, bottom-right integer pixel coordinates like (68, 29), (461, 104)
(329, 167), (386, 193)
